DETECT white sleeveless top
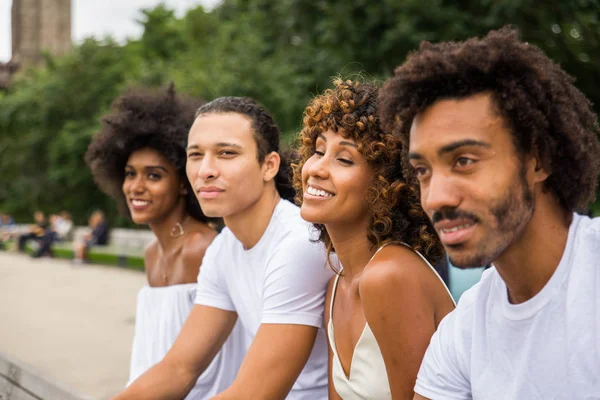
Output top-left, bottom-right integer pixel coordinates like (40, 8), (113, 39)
(128, 284), (247, 399)
(327, 243), (455, 399)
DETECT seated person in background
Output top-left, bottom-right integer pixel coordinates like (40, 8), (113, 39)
(32, 211), (75, 258)
(85, 84), (245, 398)
(0, 213), (15, 228)
(294, 78), (455, 400)
(0, 213), (16, 249)
(54, 211), (74, 242)
(379, 27), (600, 399)
(18, 210), (49, 252)
(114, 96), (332, 400)
(72, 210), (109, 263)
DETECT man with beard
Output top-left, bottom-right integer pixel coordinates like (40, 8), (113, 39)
(379, 27), (600, 399)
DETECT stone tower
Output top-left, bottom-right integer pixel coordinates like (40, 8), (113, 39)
(11, 0), (72, 67)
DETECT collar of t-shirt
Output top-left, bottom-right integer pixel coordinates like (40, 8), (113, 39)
(497, 213), (581, 320)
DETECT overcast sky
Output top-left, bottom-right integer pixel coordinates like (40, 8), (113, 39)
(0, 0), (221, 62)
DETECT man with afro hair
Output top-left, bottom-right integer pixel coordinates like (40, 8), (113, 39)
(379, 27), (600, 399)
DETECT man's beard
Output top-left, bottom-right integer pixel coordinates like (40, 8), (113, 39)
(446, 166), (535, 268)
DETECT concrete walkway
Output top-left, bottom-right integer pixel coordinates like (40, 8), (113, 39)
(0, 252), (147, 400)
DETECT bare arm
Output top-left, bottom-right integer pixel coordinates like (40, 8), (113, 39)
(360, 250), (438, 400)
(113, 304), (237, 400)
(413, 394), (430, 400)
(212, 323), (319, 400)
(324, 277), (342, 400)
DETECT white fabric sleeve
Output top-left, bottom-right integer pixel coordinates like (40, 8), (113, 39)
(195, 236), (235, 312)
(414, 308), (472, 400)
(261, 237), (332, 327)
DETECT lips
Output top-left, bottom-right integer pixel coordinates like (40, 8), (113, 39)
(304, 183), (335, 201)
(435, 218), (477, 245)
(129, 199), (151, 211)
(197, 186), (224, 199)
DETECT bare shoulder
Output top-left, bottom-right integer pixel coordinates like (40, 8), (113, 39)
(361, 245), (432, 290)
(360, 244), (454, 324)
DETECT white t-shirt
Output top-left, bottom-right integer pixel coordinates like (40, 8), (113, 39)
(195, 199), (333, 400)
(415, 213), (600, 400)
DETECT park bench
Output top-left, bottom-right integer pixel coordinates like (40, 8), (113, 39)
(53, 227), (155, 268)
(1, 225), (154, 270)
(0, 352), (91, 400)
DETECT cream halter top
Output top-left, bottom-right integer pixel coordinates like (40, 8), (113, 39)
(327, 243), (455, 399)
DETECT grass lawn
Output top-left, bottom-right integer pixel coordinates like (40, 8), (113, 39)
(0, 239), (144, 272)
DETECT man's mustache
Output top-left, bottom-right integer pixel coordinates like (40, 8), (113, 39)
(431, 208), (478, 224)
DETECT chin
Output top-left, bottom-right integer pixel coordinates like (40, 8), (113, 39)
(130, 215), (152, 225)
(447, 249), (494, 269)
(299, 208), (323, 224)
(198, 204), (226, 219)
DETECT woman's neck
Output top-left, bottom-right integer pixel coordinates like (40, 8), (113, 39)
(327, 220), (374, 280)
(148, 199), (188, 252)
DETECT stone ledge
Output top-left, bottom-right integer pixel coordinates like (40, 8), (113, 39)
(0, 353), (92, 400)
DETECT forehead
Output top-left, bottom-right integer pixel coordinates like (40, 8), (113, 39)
(409, 93), (509, 155)
(316, 129), (357, 144)
(189, 112), (255, 148)
(127, 147), (171, 165)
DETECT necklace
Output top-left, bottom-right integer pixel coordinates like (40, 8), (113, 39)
(169, 215), (190, 238)
(161, 216), (190, 283)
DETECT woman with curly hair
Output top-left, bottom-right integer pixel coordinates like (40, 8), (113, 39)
(85, 85), (244, 398)
(293, 79), (455, 400)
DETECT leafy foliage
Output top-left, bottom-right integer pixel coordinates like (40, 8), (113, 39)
(1, 0), (599, 223)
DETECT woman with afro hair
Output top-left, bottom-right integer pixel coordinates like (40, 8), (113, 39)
(85, 85), (244, 398)
(293, 78), (455, 400)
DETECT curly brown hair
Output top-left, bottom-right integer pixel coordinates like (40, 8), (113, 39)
(379, 26), (600, 213)
(85, 84), (211, 223)
(293, 78), (443, 268)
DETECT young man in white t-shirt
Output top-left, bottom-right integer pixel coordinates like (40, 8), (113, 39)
(379, 27), (600, 399)
(114, 97), (332, 399)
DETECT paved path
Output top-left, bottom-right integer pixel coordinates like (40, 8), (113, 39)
(0, 252), (146, 399)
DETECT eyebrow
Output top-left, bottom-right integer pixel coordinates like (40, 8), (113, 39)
(125, 165), (169, 172)
(186, 142), (243, 150)
(317, 133), (358, 148)
(408, 139), (491, 161)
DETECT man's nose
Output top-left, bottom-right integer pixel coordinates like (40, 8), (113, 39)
(421, 171), (461, 213)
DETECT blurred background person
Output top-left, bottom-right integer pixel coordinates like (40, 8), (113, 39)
(85, 84), (245, 398)
(17, 210), (49, 252)
(72, 210), (109, 263)
(0, 212), (16, 250)
(31, 211), (74, 258)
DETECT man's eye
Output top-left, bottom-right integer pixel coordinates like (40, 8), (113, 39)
(220, 151), (237, 156)
(413, 166), (430, 178)
(456, 157), (475, 167)
(188, 152), (202, 158)
(314, 150), (324, 156)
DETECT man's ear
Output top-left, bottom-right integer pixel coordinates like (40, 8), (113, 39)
(262, 151), (281, 182)
(526, 149), (550, 184)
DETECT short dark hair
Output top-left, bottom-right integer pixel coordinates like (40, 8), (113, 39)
(195, 96), (297, 202)
(85, 84), (211, 223)
(379, 26), (600, 213)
